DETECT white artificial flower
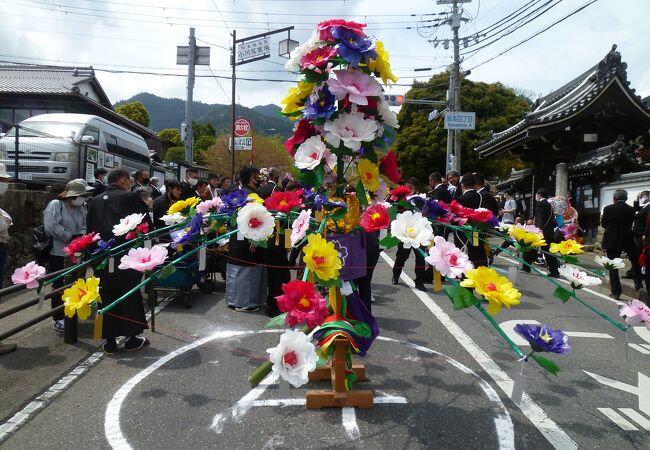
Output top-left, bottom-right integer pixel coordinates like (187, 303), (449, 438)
(324, 111), (378, 152)
(290, 209), (312, 246)
(294, 136), (326, 170)
(267, 329), (319, 388)
(594, 255), (625, 270)
(236, 203), (275, 241)
(112, 213), (146, 237)
(390, 211), (434, 249)
(160, 212), (186, 226)
(497, 222), (513, 232)
(284, 31), (324, 72)
(558, 265), (602, 289)
(378, 99), (399, 128)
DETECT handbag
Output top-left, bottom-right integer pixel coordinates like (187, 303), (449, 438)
(32, 224), (52, 255)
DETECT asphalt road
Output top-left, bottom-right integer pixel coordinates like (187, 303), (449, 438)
(1, 249), (649, 449)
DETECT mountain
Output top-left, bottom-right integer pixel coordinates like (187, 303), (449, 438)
(114, 93), (294, 137)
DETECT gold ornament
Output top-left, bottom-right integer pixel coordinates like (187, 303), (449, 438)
(325, 194), (361, 233)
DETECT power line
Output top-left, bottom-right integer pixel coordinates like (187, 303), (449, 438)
(210, 0), (230, 34)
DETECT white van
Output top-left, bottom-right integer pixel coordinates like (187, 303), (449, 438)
(0, 113), (151, 184)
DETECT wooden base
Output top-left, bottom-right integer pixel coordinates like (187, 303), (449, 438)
(306, 389), (374, 409)
(308, 365), (367, 382)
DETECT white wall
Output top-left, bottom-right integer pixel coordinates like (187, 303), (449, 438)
(600, 181), (646, 212)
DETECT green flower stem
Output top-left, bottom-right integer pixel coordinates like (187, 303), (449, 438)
(569, 292), (626, 331)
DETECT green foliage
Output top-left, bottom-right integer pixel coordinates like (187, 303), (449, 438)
(158, 128), (182, 146)
(164, 146), (186, 162)
(531, 354), (561, 375)
(393, 73), (532, 180)
(115, 100), (151, 127)
(444, 285), (479, 310)
(553, 286), (573, 303)
(264, 312), (288, 328)
(192, 122), (216, 138)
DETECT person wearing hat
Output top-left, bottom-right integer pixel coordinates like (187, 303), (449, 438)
(0, 163), (16, 354)
(43, 179), (91, 332)
(93, 168), (108, 195)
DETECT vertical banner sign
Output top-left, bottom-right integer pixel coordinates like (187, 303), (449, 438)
(234, 117), (254, 160)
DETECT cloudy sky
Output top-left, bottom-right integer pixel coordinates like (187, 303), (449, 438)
(1, 0), (648, 109)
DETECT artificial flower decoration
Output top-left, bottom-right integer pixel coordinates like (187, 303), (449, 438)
(11, 261), (46, 289)
(290, 209), (312, 246)
(172, 213), (203, 245)
(594, 255), (625, 270)
(219, 189), (249, 214)
(449, 201), (494, 224)
(90, 238), (115, 255)
(390, 211), (433, 249)
(619, 299), (650, 330)
(167, 197), (199, 215)
(300, 46), (338, 72)
(265, 190), (303, 213)
(549, 239), (584, 256)
(368, 40), (399, 85)
(316, 19), (367, 41)
(379, 151), (401, 183)
(508, 224), (546, 249)
(237, 203), (275, 242)
(328, 70), (382, 106)
(302, 84), (337, 120)
(357, 158), (380, 192)
(247, 193), (265, 205)
(285, 120), (318, 156)
(360, 203), (390, 232)
(389, 185), (412, 201)
(324, 111), (378, 151)
(276, 280), (329, 328)
(126, 222), (150, 240)
(302, 233), (342, 281)
(294, 135), (327, 170)
(281, 80), (316, 118)
(558, 265), (601, 289)
(196, 196), (224, 215)
(285, 31), (326, 72)
(160, 212), (186, 226)
(63, 232), (101, 262)
(422, 198), (449, 222)
(62, 276), (101, 320)
(118, 244), (168, 273)
(425, 236), (474, 279)
(460, 266), (521, 315)
(267, 329), (319, 388)
(331, 26), (377, 68)
(514, 323), (571, 354)
(112, 213), (146, 237)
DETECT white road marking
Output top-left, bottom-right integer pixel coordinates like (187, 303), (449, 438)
(583, 371), (638, 395)
(584, 371), (650, 416)
(498, 319), (614, 347)
(597, 408), (638, 431)
(618, 408), (650, 431)
(0, 301), (169, 445)
(342, 407), (361, 440)
(629, 343), (650, 355)
(381, 252), (579, 450)
(633, 326), (650, 345)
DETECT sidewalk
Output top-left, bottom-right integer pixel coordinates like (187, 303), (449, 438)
(572, 250), (646, 302)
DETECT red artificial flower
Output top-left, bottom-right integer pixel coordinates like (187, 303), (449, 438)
(300, 46), (338, 71)
(126, 222), (150, 240)
(449, 200), (494, 223)
(264, 190), (304, 213)
(276, 279), (329, 327)
(389, 185), (412, 201)
(285, 120), (318, 156)
(379, 151), (402, 183)
(316, 19), (367, 41)
(63, 232), (100, 262)
(360, 204), (390, 232)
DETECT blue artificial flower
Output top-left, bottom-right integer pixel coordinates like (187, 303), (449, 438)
(514, 324), (571, 354)
(487, 216), (500, 229)
(315, 193), (347, 212)
(422, 199), (449, 222)
(331, 26), (377, 68)
(173, 212), (203, 245)
(90, 238), (115, 255)
(302, 85), (337, 120)
(219, 189), (248, 214)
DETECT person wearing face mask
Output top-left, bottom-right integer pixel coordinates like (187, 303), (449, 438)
(153, 179), (182, 229)
(43, 179), (91, 332)
(180, 167), (200, 200)
(132, 170), (151, 191)
(522, 187), (560, 278)
(149, 177), (162, 200)
(93, 168), (108, 195)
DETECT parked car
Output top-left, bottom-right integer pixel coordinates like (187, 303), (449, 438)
(0, 113), (151, 185)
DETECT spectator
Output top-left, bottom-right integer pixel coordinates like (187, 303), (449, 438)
(475, 173), (499, 216)
(134, 186), (154, 211)
(195, 180), (212, 200)
(132, 170), (150, 191)
(180, 167), (200, 200)
(523, 187), (560, 278)
(153, 179), (182, 229)
(515, 192), (527, 220)
(207, 173), (220, 198)
(93, 168), (108, 195)
(456, 173), (488, 267)
(428, 172), (451, 203)
(446, 170), (461, 199)
(149, 177), (162, 200)
(43, 179), (91, 332)
(501, 190), (517, 224)
(258, 167), (281, 199)
(220, 176), (232, 194)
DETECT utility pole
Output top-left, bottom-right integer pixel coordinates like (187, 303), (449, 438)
(230, 29), (237, 182)
(185, 28), (196, 164)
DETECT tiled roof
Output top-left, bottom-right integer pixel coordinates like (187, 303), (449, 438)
(476, 45), (650, 157)
(496, 167), (533, 189)
(568, 137), (646, 176)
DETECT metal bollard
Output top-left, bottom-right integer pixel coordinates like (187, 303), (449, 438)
(64, 314), (78, 344)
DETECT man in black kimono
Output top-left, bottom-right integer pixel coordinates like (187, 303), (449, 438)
(456, 173), (488, 267)
(523, 187), (560, 278)
(88, 167), (153, 354)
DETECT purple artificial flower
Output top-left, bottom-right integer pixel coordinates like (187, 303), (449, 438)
(422, 199), (449, 221)
(90, 238), (115, 255)
(487, 216), (500, 229)
(331, 26), (377, 68)
(173, 213), (203, 245)
(514, 323), (571, 354)
(219, 188), (248, 214)
(303, 85), (337, 120)
(315, 193), (347, 212)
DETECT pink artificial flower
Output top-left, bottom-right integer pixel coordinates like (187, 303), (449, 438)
(196, 197), (224, 215)
(11, 261), (47, 289)
(424, 236), (474, 279)
(620, 299), (650, 330)
(290, 209), (312, 246)
(118, 244), (168, 273)
(328, 70), (383, 106)
(316, 19), (367, 41)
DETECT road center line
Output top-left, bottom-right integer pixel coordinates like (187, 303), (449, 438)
(380, 252), (579, 450)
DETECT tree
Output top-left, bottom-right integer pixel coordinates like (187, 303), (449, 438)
(192, 122), (216, 139)
(158, 128), (182, 146)
(115, 101), (151, 127)
(394, 73), (532, 181)
(164, 146), (185, 162)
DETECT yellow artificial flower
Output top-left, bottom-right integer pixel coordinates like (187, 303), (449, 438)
(508, 226), (546, 248)
(167, 197), (200, 215)
(460, 267), (521, 315)
(368, 41), (399, 85)
(62, 276), (101, 320)
(247, 193), (264, 204)
(357, 158), (379, 192)
(302, 233), (342, 281)
(549, 239), (584, 255)
(281, 81), (316, 119)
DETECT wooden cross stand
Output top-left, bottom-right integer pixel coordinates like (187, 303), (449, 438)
(306, 287), (374, 409)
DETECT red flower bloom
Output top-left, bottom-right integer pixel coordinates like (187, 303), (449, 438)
(360, 204), (390, 232)
(285, 120), (317, 156)
(389, 185), (412, 201)
(300, 46), (338, 71)
(264, 190), (304, 213)
(379, 151), (401, 183)
(276, 279), (329, 327)
(316, 19), (367, 41)
(126, 222), (150, 240)
(63, 232), (100, 262)
(449, 200), (494, 223)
